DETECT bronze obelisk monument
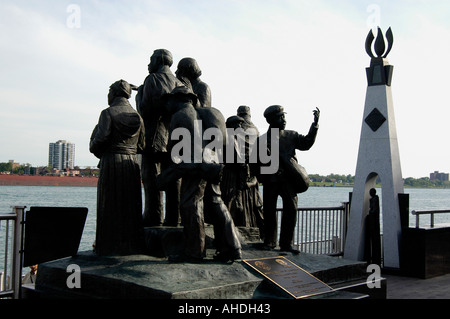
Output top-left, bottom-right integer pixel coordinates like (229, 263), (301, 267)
(344, 27), (404, 269)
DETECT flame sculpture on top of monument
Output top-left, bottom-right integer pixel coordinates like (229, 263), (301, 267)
(365, 27), (393, 59)
(344, 27), (406, 269)
(365, 27), (394, 87)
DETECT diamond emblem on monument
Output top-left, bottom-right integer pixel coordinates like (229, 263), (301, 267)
(365, 108), (386, 132)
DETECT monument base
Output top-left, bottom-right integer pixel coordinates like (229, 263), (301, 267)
(33, 227), (385, 299)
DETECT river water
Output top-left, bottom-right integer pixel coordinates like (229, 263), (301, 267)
(1, 185), (450, 253)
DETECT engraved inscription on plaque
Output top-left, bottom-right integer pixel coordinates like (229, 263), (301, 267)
(243, 256), (333, 299)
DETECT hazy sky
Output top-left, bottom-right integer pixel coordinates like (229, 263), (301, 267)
(1, 0), (449, 178)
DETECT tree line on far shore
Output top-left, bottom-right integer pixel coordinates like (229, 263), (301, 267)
(309, 174), (450, 189)
(1, 162), (448, 188)
(0, 162), (99, 176)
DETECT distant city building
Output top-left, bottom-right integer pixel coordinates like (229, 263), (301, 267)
(48, 140), (75, 170)
(8, 160), (20, 170)
(430, 171), (449, 182)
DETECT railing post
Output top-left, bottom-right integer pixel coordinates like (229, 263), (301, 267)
(3, 220), (10, 291)
(412, 210), (419, 228)
(430, 213), (434, 228)
(342, 202), (349, 248)
(11, 206), (25, 299)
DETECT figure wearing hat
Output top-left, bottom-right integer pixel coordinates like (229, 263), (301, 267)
(221, 108), (265, 238)
(237, 105), (260, 137)
(256, 105), (320, 252)
(136, 49), (184, 227)
(90, 80), (146, 256)
(221, 115), (248, 225)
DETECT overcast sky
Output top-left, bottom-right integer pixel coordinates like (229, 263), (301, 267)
(1, 0), (449, 178)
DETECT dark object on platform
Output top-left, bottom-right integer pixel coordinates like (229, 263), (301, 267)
(365, 188), (381, 265)
(255, 106), (319, 250)
(398, 193), (410, 229)
(23, 207), (87, 266)
(90, 80), (146, 256)
(136, 49), (183, 227)
(244, 256), (333, 299)
(401, 226), (450, 279)
(160, 86), (242, 262)
(221, 109), (264, 235)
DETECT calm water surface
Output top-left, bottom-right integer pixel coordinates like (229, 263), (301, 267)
(1, 185), (450, 252)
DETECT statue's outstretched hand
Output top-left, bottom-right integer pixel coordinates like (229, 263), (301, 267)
(313, 107), (320, 125)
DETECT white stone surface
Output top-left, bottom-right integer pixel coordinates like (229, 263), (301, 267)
(344, 63), (404, 268)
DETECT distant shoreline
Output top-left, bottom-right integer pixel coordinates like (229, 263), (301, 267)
(0, 174), (99, 187)
(310, 182), (449, 189)
(0, 174), (448, 189)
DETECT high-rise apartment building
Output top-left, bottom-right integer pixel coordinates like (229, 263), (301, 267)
(48, 140), (75, 170)
(430, 171), (449, 182)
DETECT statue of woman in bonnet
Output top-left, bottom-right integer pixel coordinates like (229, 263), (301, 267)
(90, 79), (146, 256)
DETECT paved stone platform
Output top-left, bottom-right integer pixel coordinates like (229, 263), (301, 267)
(385, 273), (450, 299)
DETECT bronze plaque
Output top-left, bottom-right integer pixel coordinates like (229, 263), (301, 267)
(243, 256), (333, 299)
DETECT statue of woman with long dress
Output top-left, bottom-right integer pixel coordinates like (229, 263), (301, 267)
(221, 106), (264, 238)
(90, 79), (146, 256)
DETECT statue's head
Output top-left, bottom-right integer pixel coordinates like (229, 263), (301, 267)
(149, 49), (174, 73)
(237, 105), (251, 118)
(225, 115), (244, 129)
(108, 79), (134, 104)
(264, 105), (286, 130)
(175, 57), (202, 81)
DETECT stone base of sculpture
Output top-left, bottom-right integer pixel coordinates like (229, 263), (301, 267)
(33, 226), (385, 299)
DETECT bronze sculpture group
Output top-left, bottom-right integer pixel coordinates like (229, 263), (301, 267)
(90, 49), (320, 262)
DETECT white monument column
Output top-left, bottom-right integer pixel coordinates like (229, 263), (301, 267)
(344, 27), (404, 268)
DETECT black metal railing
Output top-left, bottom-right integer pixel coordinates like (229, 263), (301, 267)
(277, 202), (349, 255)
(0, 206), (25, 299)
(412, 209), (450, 228)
